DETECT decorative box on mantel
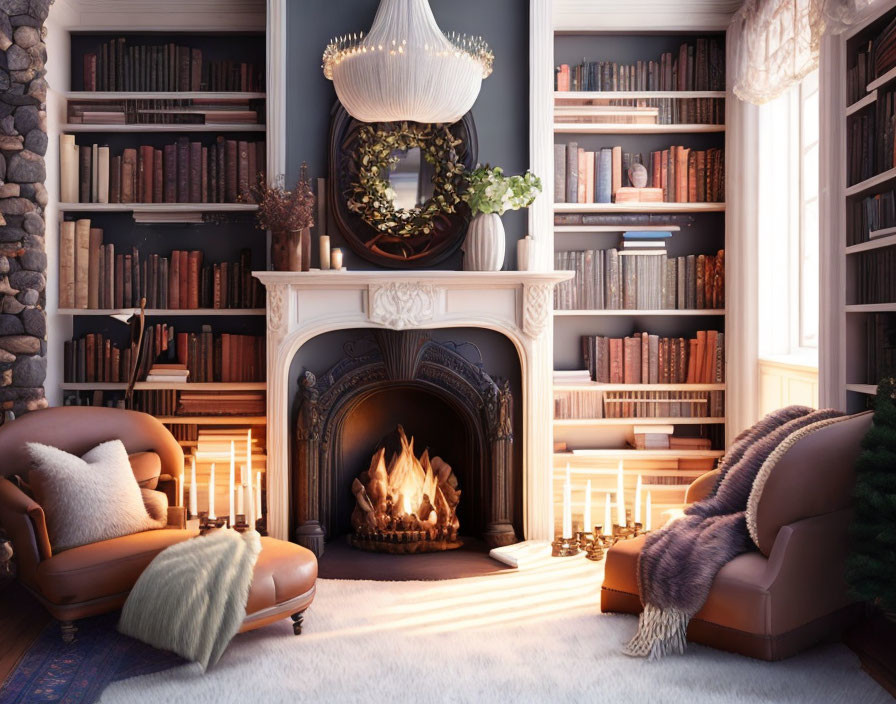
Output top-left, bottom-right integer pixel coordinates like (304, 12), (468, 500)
(253, 270), (573, 544)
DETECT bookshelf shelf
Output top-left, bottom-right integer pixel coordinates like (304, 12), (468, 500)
(63, 91), (267, 100)
(554, 383), (726, 392)
(554, 225), (681, 233)
(62, 123), (267, 133)
(58, 202), (259, 213)
(845, 90), (877, 116)
(844, 231), (896, 253)
(553, 123), (725, 134)
(846, 384), (878, 395)
(58, 308), (266, 316)
(553, 449), (725, 459)
(62, 382), (267, 391)
(155, 416), (268, 425)
(555, 90), (726, 100)
(554, 417), (725, 427)
(554, 202), (725, 213)
(554, 309), (724, 317)
(844, 166), (896, 198)
(845, 303), (896, 313)
(867, 64), (896, 92)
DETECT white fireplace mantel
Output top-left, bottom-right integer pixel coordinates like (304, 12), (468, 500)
(254, 270), (572, 543)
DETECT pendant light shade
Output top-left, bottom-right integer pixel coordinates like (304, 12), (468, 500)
(323, 0), (494, 124)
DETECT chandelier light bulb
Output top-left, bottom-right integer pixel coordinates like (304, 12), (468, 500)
(322, 0), (494, 124)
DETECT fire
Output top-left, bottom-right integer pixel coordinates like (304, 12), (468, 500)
(350, 426), (461, 553)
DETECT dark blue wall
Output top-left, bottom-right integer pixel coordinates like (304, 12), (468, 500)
(285, 0), (530, 270)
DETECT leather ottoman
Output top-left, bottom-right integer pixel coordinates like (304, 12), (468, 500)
(240, 536), (318, 635)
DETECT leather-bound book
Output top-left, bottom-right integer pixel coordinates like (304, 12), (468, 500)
(114, 253), (124, 309)
(139, 145), (154, 203)
(660, 149), (669, 201)
(79, 145), (91, 203)
(688, 150), (698, 202)
(74, 219), (91, 309)
(177, 45), (190, 91)
(694, 331), (707, 383)
(96, 146), (110, 204)
(178, 250), (189, 309)
(704, 255), (714, 308)
(675, 147), (689, 202)
(176, 332), (188, 367)
(696, 254), (705, 309)
(109, 155), (121, 204)
(188, 250), (201, 309)
(121, 148), (137, 203)
(239, 249), (251, 308)
(596, 336), (609, 384)
(213, 335), (223, 382)
(201, 146), (209, 203)
(220, 261), (230, 309)
(208, 143), (218, 203)
(102, 243), (114, 309)
(123, 254), (132, 308)
(60, 135), (79, 203)
(213, 264), (222, 309)
(189, 142), (202, 202)
(237, 140), (250, 200)
(696, 150), (706, 202)
(131, 246), (141, 306)
(685, 338), (697, 383)
(90, 144), (98, 203)
(648, 334), (659, 384)
(148, 254), (158, 308)
(246, 144), (258, 201)
(611, 146), (622, 199)
(97, 246), (105, 309)
(85, 334), (96, 383)
(153, 148), (163, 203)
(200, 265), (211, 308)
(176, 137), (190, 202)
(704, 330), (718, 386)
(553, 144), (566, 203)
(225, 140), (238, 202)
(103, 338), (112, 383)
(111, 347), (120, 383)
(63, 340), (73, 382)
(221, 333), (231, 383)
(685, 254), (696, 309)
(217, 138), (227, 202)
(59, 221), (76, 308)
(169, 250), (180, 309)
(715, 249), (725, 308)
(87, 227), (103, 309)
(658, 337), (667, 384)
(159, 257), (168, 309)
(203, 326), (214, 383)
(191, 48), (202, 91)
(163, 143), (177, 203)
(608, 337), (623, 384)
(565, 141), (577, 203)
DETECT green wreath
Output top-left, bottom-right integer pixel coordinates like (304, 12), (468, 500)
(346, 122), (467, 238)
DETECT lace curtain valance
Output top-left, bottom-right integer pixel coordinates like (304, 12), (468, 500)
(731, 0), (874, 104)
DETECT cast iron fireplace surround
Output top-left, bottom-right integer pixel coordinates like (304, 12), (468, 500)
(294, 330), (517, 556)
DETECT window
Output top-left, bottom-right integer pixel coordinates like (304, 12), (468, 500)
(798, 71), (819, 350)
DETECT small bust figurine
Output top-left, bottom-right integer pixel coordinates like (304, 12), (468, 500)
(628, 162), (649, 189)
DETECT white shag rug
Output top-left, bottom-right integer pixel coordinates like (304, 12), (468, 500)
(99, 553), (891, 704)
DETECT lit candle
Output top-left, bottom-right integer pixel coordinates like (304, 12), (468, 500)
(245, 483), (254, 528)
(604, 492), (612, 533)
(646, 491), (652, 531)
(246, 429), (252, 488)
(208, 462), (216, 519)
(256, 471), (263, 521)
(562, 463), (572, 538)
(331, 248), (343, 270)
(583, 479), (592, 534)
(189, 455), (198, 518)
(229, 440), (235, 526)
(319, 235), (331, 270)
(634, 474), (643, 525)
(178, 468), (184, 507)
(238, 464), (245, 515)
(616, 460), (626, 527)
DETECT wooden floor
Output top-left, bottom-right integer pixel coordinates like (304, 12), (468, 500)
(0, 581), (49, 685)
(846, 613), (896, 699)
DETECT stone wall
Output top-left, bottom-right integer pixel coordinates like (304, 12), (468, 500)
(0, 0), (49, 417)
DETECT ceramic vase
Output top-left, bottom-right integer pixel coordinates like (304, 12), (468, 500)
(271, 227), (311, 271)
(463, 213), (505, 271)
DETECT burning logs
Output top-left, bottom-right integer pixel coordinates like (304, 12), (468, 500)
(350, 426), (462, 554)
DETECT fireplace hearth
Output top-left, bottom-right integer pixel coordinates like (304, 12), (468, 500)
(294, 329), (516, 556)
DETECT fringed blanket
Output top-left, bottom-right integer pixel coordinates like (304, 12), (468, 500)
(118, 529), (261, 670)
(623, 406), (842, 659)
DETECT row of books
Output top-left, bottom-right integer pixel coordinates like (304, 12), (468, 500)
(59, 221), (263, 311)
(848, 40), (875, 106)
(581, 330), (725, 385)
(848, 189), (896, 245)
(59, 135), (266, 204)
(632, 427), (713, 451)
(876, 88), (896, 179)
(131, 390), (266, 417)
(855, 247), (896, 304)
(555, 37), (725, 93)
(848, 112), (876, 187)
(604, 389), (724, 419)
(63, 325), (265, 384)
(553, 213), (695, 227)
(67, 98), (263, 126)
(865, 313), (896, 385)
(555, 142), (725, 204)
(166, 424), (200, 442)
(82, 38), (263, 92)
(555, 97), (724, 126)
(554, 245), (725, 311)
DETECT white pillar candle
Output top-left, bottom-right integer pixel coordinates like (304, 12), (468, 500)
(331, 248), (343, 270)
(583, 479), (592, 533)
(256, 471), (263, 521)
(616, 460), (626, 527)
(319, 235), (331, 270)
(245, 483), (254, 528)
(562, 463), (572, 538)
(646, 491), (652, 531)
(178, 469), (184, 507)
(238, 464), (245, 515)
(634, 474), (643, 525)
(604, 492), (612, 533)
(208, 463), (216, 519)
(189, 455), (198, 518)
(246, 429), (252, 480)
(229, 441), (236, 526)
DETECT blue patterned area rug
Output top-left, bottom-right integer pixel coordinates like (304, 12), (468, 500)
(0, 612), (183, 703)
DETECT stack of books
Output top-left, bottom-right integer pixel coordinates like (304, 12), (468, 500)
(632, 424), (674, 449)
(146, 364), (189, 383)
(67, 98), (263, 125)
(553, 369), (592, 385)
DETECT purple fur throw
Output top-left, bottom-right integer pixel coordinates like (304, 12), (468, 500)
(623, 406), (843, 658)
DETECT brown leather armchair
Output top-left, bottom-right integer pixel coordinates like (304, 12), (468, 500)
(0, 406), (197, 639)
(601, 410), (872, 660)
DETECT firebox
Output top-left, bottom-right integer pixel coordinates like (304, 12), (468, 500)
(293, 330), (517, 557)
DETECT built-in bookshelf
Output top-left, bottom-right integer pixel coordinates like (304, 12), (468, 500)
(57, 30), (269, 506)
(550, 31), (728, 533)
(837, 4), (896, 412)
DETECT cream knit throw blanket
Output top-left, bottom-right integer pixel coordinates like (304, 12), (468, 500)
(119, 529), (262, 670)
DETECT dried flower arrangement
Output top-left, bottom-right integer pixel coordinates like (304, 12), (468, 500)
(251, 163), (316, 271)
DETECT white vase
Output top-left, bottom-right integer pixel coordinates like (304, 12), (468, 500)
(463, 213), (505, 271)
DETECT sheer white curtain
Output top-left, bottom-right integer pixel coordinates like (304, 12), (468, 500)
(730, 0), (873, 104)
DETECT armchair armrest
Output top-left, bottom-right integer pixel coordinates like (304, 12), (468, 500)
(167, 505), (187, 529)
(0, 477), (51, 589)
(685, 469), (720, 504)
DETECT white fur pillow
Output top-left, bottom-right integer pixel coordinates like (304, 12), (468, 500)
(28, 440), (160, 553)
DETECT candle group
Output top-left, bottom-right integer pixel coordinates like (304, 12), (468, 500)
(561, 471), (653, 535)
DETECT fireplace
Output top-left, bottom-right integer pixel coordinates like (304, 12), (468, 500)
(293, 330), (516, 556)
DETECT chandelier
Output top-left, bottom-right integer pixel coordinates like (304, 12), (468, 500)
(322, 0), (494, 124)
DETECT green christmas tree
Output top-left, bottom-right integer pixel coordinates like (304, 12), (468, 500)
(846, 377), (896, 618)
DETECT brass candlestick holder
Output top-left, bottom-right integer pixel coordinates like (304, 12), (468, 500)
(582, 518), (646, 562)
(551, 535), (581, 557)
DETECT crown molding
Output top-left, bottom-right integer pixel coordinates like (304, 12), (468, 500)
(53, 0), (265, 31)
(554, 0), (741, 31)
